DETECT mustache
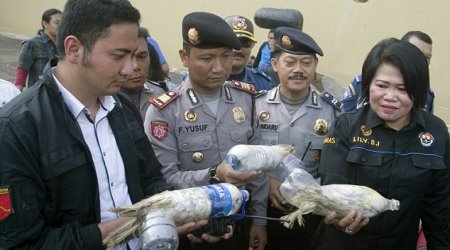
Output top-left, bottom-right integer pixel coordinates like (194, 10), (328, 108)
(288, 73), (307, 80)
(233, 51), (245, 58)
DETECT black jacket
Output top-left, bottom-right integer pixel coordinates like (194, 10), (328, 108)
(0, 68), (170, 249)
(315, 106), (450, 250)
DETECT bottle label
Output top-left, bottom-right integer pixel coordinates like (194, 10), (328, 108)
(202, 184), (233, 217)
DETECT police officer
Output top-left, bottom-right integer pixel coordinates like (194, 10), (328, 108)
(225, 15), (271, 92)
(252, 26), (342, 250)
(144, 12), (267, 250)
(121, 27), (168, 120)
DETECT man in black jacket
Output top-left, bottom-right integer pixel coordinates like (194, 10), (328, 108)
(0, 0), (203, 249)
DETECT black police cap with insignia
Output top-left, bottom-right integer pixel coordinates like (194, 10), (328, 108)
(224, 15), (257, 43)
(274, 26), (323, 56)
(182, 12), (241, 50)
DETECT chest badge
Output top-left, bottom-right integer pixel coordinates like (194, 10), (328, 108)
(418, 132), (434, 147)
(232, 106), (246, 124)
(258, 110), (270, 121)
(192, 152), (204, 162)
(184, 110), (197, 122)
(314, 119), (328, 135)
(360, 125), (372, 136)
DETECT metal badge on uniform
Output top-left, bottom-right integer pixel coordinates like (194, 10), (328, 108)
(151, 120), (169, 141)
(192, 152), (204, 162)
(188, 28), (200, 46)
(312, 91), (318, 106)
(0, 186), (13, 221)
(360, 125), (372, 137)
(314, 119), (328, 135)
(184, 110), (197, 122)
(281, 35), (293, 49)
(232, 106), (246, 123)
(187, 89), (199, 105)
(418, 132), (434, 147)
(258, 110), (270, 121)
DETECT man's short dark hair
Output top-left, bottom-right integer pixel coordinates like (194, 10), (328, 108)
(401, 31), (432, 45)
(57, 0), (140, 59)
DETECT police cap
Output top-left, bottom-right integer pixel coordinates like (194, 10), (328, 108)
(224, 15), (257, 43)
(274, 26), (323, 56)
(182, 12), (241, 50)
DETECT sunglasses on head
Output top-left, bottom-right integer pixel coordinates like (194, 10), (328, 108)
(238, 38), (253, 48)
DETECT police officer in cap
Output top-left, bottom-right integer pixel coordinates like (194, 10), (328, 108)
(251, 26), (342, 250)
(144, 12), (268, 250)
(225, 15), (271, 92)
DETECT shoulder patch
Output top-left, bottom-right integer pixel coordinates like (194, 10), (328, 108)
(320, 91), (343, 111)
(229, 80), (256, 95)
(149, 91), (180, 109)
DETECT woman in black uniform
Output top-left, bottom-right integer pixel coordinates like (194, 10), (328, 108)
(314, 38), (450, 250)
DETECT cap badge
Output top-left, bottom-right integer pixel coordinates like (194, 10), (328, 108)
(258, 110), (270, 121)
(232, 16), (247, 31)
(192, 152), (204, 162)
(188, 27), (200, 46)
(281, 35), (293, 49)
(314, 119), (328, 135)
(360, 125), (372, 136)
(184, 110), (197, 122)
(232, 106), (246, 124)
(418, 132), (434, 147)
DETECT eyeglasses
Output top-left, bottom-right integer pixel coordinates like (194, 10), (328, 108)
(239, 38), (253, 48)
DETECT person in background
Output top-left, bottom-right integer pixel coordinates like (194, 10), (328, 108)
(225, 15), (271, 91)
(147, 36), (170, 77)
(253, 29), (275, 75)
(0, 79), (20, 107)
(315, 38), (450, 249)
(144, 12), (267, 250)
(121, 27), (169, 120)
(15, 8), (62, 91)
(341, 30), (435, 113)
(0, 1), (204, 249)
(253, 26), (342, 250)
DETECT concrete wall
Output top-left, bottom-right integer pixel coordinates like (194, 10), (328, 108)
(2, 0), (450, 125)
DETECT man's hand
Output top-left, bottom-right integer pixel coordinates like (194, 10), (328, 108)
(216, 161), (259, 187)
(249, 225), (267, 250)
(323, 209), (369, 235)
(186, 225), (233, 243)
(268, 178), (293, 213)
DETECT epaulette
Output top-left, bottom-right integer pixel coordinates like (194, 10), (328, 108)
(320, 91), (343, 111)
(149, 91), (180, 110)
(255, 90), (268, 98)
(229, 80), (256, 95)
(250, 68), (271, 81)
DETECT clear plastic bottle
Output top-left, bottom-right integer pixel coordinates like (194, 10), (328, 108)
(105, 183), (250, 248)
(269, 153), (306, 182)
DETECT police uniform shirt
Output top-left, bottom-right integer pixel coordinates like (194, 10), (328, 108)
(139, 81), (166, 120)
(254, 86), (341, 178)
(144, 78), (271, 225)
(144, 77), (256, 188)
(316, 106), (450, 249)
